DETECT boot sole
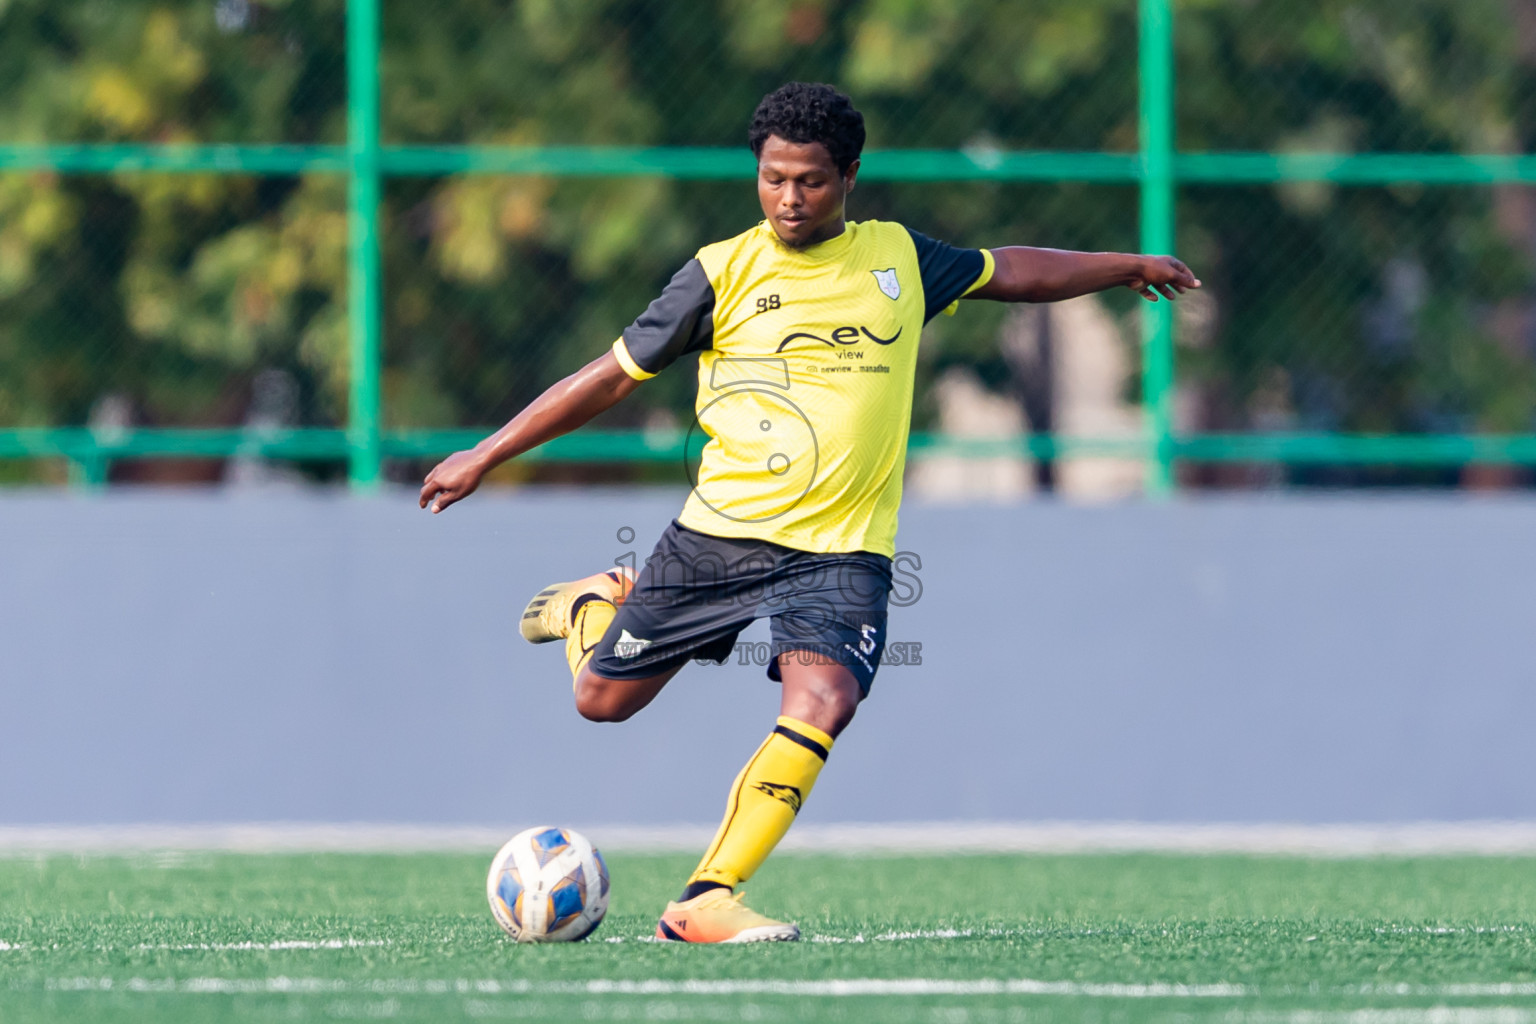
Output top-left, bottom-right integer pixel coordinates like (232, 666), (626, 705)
(655, 920), (800, 943)
(519, 585), (567, 644)
(519, 569), (634, 645)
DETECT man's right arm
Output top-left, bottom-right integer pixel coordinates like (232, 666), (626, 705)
(418, 350), (640, 514)
(420, 255), (715, 514)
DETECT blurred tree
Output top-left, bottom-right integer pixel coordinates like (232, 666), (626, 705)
(0, 0), (1532, 488)
(0, 0), (346, 441)
(1176, 0), (1536, 448)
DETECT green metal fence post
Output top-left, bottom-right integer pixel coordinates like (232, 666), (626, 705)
(66, 455), (109, 490)
(347, 0), (384, 489)
(1139, 0), (1176, 496)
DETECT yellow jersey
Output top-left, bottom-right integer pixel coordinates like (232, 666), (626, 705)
(612, 219), (993, 557)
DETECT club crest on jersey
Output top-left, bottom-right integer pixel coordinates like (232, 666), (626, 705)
(871, 267), (901, 300)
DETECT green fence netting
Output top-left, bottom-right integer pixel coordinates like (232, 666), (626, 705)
(2, 0), (1534, 489)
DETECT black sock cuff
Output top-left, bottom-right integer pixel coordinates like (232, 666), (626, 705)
(679, 880), (731, 902)
(773, 723), (829, 761)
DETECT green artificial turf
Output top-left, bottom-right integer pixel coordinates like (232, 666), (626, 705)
(2, 851), (1535, 1022)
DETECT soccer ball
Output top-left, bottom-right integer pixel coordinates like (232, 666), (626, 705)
(486, 826), (610, 942)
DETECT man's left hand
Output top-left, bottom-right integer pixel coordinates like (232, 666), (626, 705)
(1129, 255), (1200, 302)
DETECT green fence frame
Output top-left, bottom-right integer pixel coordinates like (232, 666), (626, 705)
(5, 0), (1536, 491)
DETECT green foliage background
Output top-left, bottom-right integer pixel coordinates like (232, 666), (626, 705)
(2, 0), (1535, 481)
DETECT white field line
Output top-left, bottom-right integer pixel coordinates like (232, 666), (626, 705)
(1376, 927), (1532, 936)
(3, 931), (1063, 952)
(33, 978), (1536, 1000)
(808, 929), (974, 943)
(19, 926), (1536, 952)
(1241, 1013), (1536, 1024)
(40, 977), (1251, 997)
(608, 929), (982, 944)
(1363, 987), (1536, 998)
(134, 940), (388, 951)
(8, 821), (1536, 856)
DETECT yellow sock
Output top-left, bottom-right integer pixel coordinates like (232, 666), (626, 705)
(688, 716), (834, 889)
(565, 599), (616, 683)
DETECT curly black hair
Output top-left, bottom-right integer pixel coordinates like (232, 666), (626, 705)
(748, 82), (866, 174)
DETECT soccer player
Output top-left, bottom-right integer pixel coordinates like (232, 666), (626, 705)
(420, 82), (1199, 943)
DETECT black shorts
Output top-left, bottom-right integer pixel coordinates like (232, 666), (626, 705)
(586, 521), (893, 694)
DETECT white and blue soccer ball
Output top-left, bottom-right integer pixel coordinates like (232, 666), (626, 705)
(486, 826), (610, 942)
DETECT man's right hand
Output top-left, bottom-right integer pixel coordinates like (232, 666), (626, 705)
(420, 449), (488, 514)
(417, 350), (643, 518)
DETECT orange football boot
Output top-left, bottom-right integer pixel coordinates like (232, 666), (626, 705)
(655, 889), (800, 943)
(520, 567), (635, 644)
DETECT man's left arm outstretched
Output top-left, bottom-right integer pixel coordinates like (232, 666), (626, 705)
(968, 247), (1200, 304)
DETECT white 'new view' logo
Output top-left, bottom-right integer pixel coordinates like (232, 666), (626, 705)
(872, 268), (900, 300)
(613, 629), (653, 659)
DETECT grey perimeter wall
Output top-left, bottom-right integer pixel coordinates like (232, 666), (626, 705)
(3, 489), (1534, 826)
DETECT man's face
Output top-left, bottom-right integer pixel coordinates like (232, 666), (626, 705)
(756, 135), (859, 249)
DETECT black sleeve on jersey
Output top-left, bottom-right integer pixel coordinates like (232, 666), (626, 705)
(621, 258), (716, 375)
(906, 228), (987, 323)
